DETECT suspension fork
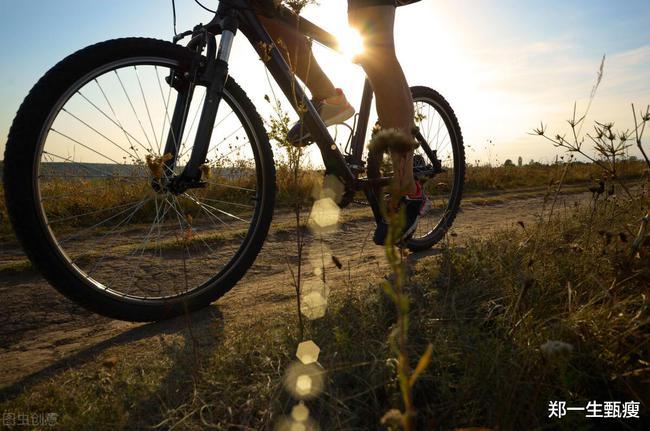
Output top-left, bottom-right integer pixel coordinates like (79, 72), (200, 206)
(164, 14), (238, 188)
(162, 78), (194, 175)
(162, 28), (212, 179)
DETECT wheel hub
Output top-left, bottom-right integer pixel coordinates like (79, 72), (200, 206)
(150, 176), (207, 195)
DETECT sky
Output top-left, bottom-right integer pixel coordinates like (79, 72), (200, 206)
(0, 0), (649, 165)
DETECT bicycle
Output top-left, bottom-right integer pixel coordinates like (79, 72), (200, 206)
(3, 0), (465, 322)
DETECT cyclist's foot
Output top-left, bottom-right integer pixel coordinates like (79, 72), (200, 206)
(288, 88), (355, 146)
(373, 181), (428, 246)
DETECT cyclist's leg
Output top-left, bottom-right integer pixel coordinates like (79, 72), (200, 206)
(348, 5), (417, 196)
(257, 15), (338, 101)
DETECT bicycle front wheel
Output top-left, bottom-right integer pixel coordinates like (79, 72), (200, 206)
(3, 38), (276, 321)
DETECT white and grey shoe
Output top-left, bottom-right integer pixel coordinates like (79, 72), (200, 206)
(287, 88), (355, 146)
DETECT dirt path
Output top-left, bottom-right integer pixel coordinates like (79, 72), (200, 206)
(0, 190), (588, 396)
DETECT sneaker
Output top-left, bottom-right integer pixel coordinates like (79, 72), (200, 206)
(373, 181), (428, 246)
(288, 88), (355, 146)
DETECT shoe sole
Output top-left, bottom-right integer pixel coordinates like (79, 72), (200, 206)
(290, 105), (356, 145)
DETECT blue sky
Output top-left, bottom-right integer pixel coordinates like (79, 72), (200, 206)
(1, 0), (649, 164)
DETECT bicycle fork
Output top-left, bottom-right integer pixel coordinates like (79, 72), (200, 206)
(159, 16), (239, 194)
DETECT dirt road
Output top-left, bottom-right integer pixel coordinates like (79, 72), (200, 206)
(0, 190), (586, 397)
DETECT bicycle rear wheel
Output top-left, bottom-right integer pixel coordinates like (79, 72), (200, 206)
(367, 86), (465, 251)
(3, 38), (275, 321)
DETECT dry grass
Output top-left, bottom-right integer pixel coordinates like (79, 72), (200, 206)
(407, 189), (649, 429)
(2, 160), (645, 247)
(2, 185), (647, 430)
(463, 159), (646, 193)
(0, 182), (11, 241)
(1, 94), (648, 428)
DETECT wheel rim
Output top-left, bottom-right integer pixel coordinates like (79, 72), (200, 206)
(410, 95), (462, 242)
(35, 57), (265, 302)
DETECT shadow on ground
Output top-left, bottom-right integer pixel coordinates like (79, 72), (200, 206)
(0, 305), (223, 403)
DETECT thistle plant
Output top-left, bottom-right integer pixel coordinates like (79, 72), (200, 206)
(262, 2), (436, 427)
(370, 133), (433, 430)
(532, 56), (649, 259)
(380, 205), (433, 431)
(532, 104), (649, 181)
(531, 55), (649, 194)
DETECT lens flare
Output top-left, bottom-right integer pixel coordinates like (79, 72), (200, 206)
(296, 340), (320, 365)
(291, 402), (310, 422)
(337, 27), (364, 62)
(307, 197), (340, 234)
(283, 362), (324, 400)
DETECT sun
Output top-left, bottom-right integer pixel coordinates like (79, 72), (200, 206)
(336, 27), (364, 62)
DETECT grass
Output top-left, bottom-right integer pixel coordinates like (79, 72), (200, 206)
(410, 194), (649, 429)
(2, 185), (647, 430)
(1, 97), (648, 428)
(462, 159), (647, 193)
(2, 30), (648, 429)
(2, 160), (646, 248)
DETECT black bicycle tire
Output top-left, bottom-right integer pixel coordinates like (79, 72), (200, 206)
(3, 38), (276, 322)
(367, 86), (465, 251)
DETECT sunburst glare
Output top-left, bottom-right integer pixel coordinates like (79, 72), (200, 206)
(337, 27), (364, 62)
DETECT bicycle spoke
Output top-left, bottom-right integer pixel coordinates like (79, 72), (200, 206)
(204, 181), (255, 192)
(192, 196), (253, 208)
(40, 183), (138, 202)
(169, 196), (218, 294)
(205, 125), (245, 158)
(58, 197), (151, 245)
(39, 150), (144, 180)
(410, 95), (462, 242)
(424, 105), (430, 137)
(48, 198), (147, 224)
(118, 195), (173, 296)
(114, 69), (155, 154)
(61, 107), (142, 164)
(49, 128), (124, 166)
(184, 192), (248, 223)
(134, 65), (161, 153)
(176, 194), (242, 258)
(82, 194), (157, 278)
(39, 174), (146, 182)
(83, 81), (150, 157)
(210, 140), (249, 163)
(171, 196), (223, 259)
(169, 196), (195, 260)
(427, 115), (443, 153)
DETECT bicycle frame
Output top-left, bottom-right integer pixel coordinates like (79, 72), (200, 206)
(165, 0), (400, 223)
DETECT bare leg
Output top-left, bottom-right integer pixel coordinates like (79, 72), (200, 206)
(349, 6), (416, 195)
(258, 15), (338, 100)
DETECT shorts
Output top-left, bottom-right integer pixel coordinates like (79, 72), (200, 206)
(348, 0), (396, 11)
